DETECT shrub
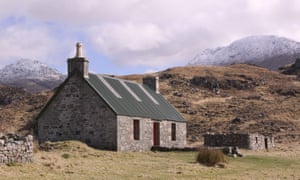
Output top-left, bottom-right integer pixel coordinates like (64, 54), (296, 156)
(196, 148), (227, 167)
(61, 153), (71, 159)
(6, 162), (17, 167)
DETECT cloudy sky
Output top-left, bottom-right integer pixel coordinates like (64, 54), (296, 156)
(0, 0), (300, 75)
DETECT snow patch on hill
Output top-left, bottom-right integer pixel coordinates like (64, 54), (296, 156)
(0, 59), (65, 82)
(188, 35), (300, 69)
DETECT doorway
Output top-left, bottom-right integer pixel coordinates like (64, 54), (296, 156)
(153, 122), (160, 146)
(264, 138), (268, 150)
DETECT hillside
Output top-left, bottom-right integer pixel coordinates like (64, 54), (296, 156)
(0, 64), (299, 145)
(279, 58), (300, 76)
(122, 64), (300, 143)
(0, 86), (52, 134)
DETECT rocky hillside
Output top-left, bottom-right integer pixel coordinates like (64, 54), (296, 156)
(0, 86), (52, 134)
(122, 64), (300, 144)
(0, 59), (66, 92)
(279, 58), (300, 76)
(188, 35), (300, 70)
(1, 64), (299, 144)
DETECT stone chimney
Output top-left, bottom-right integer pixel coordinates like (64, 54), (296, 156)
(67, 42), (89, 78)
(143, 76), (159, 94)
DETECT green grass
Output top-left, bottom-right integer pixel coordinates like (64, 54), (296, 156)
(235, 155), (295, 167)
(0, 141), (299, 180)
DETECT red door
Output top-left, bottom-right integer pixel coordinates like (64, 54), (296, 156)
(153, 122), (160, 146)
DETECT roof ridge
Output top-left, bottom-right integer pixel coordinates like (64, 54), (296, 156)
(89, 73), (141, 85)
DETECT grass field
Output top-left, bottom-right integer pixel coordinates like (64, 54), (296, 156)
(0, 141), (299, 180)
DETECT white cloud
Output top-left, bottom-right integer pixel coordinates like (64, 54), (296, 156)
(0, 20), (75, 68)
(0, 24), (51, 64)
(0, 0), (300, 69)
(88, 22), (170, 52)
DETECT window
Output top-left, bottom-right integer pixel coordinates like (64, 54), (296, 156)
(255, 137), (258, 144)
(171, 123), (176, 141)
(133, 120), (140, 140)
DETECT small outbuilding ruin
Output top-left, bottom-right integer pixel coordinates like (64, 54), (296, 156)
(204, 133), (274, 150)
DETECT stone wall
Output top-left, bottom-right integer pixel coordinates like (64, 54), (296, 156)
(0, 134), (33, 164)
(159, 120), (186, 148)
(117, 116), (186, 151)
(248, 133), (274, 150)
(117, 116), (153, 151)
(38, 73), (117, 150)
(204, 133), (274, 150)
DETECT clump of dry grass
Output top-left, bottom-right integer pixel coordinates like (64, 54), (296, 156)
(39, 141), (90, 152)
(61, 153), (71, 159)
(196, 148), (227, 167)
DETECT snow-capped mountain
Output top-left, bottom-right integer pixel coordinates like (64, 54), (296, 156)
(0, 59), (65, 82)
(188, 35), (300, 70)
(0, 59), (66, 92)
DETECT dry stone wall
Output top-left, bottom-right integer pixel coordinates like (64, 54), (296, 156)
(0, 134), (33, 164)
(204, 133), (274, 150)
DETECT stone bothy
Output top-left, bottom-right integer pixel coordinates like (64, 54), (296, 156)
(0, 134), (33, 164)
(37, 43), (187, 151)
(204, 133), (274, 150)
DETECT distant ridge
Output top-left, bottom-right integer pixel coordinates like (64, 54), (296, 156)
(188, 35), (300, 70)
(0, 59), (66, 92)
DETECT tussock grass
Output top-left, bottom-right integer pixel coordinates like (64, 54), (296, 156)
(61, 153), (71, 159)
(196, 148), (227, 167)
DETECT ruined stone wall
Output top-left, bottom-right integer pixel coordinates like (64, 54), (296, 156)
(248, 133), (274, 150)
(38, 73), (117, 150)
(117, 116), (186, 151)
(0, 134), (33, 164)
(204, 133), (274, 150)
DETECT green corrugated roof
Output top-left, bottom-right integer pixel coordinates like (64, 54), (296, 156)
(85, 73), (186, 122)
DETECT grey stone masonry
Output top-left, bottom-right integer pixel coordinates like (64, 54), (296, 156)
(117, 116), (186, 151)
(117, 116), (153, 151)
(159, 120), (186, 148)
(204, 133), (274, 150)
(0, 134), (33, 164)
(38, 72), (117, 150)
(67, 43), (89, 79)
